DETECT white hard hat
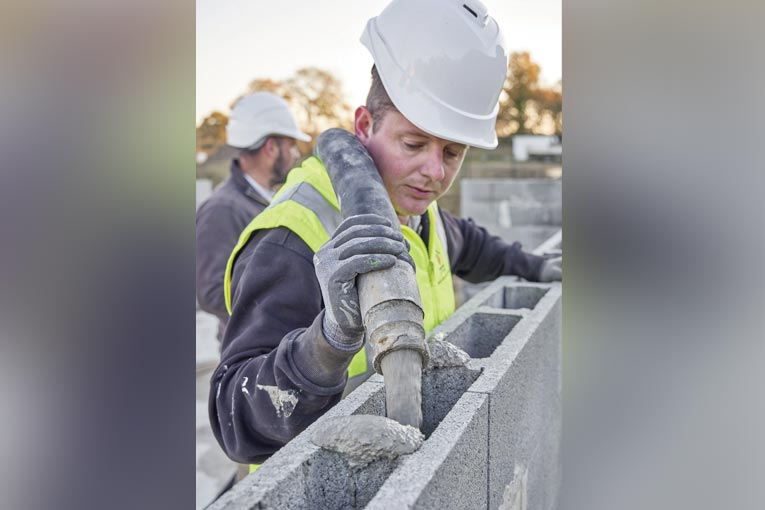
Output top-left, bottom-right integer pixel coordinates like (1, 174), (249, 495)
(361, 0), (508, 149)
(226, 92), (311, 149)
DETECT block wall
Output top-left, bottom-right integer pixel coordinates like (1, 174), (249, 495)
(209, 231), (562, 509)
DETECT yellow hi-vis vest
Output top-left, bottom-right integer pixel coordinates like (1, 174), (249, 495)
(225, 157), (455, 472)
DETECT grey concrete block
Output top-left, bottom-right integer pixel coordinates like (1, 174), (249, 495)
(481, 226), (561, 253)
(196, 178), (213, 210)
(525, 406), (562, 510)
(208, 360), (489, 510)
(461, 202), (500, 228)
(365, 364), (482, 438)
(454, 278), (494, 307)
(212, 445), (397, 510)
(207, 383), (386, 510)
(461, 179), (562, 228)
(208, 438), (317, 510)
(460, 180), (560, 259)
(543, 411), (563, 510)
(196, 310), (220, 368)
(460, 181), (495, 201)
(304, 451), (398, 510)
(444, 312), (522, 359)
(421, 365), (482, 437)
(456, 228), (561, 305)
(481, 285), (550, 311)
(533, 230), (562, 256)
(366, 392), (490, 510)
(347, 382), (386, 417)
(410, 276), (561, 509)
(498, 463), (529, 510)
(466, 283), (561, 510)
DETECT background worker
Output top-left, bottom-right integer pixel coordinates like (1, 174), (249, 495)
(196, 92), (310, 338)
(210, 0), (562, 466)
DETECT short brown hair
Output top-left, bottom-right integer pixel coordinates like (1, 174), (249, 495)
(365, 65), (398, 130)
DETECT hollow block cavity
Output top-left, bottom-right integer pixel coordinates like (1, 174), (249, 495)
(445, 312), (521, 358)
(482, 285), (549, 310)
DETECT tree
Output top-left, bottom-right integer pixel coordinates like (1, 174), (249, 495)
(496, 52), (562, 138)
(535, 80), (562, 137)
(196, 111), (228, 156)
(235, 67), (353, 152)
(242, 78), (283, 96)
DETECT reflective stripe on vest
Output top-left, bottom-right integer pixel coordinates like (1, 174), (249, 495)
(224, 157), (340, 313)
(224, 156), (454, 379)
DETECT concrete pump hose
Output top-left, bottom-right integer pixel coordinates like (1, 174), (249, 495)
(316, 128), (429, 429)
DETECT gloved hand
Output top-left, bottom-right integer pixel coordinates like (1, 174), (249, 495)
(314, 213), (413, 351)
(538, 256), (562, 282)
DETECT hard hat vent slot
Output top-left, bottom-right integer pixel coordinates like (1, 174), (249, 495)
(461, 1), (489, 26)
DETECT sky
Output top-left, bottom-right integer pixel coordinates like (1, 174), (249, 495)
(196, 0), (561, 125)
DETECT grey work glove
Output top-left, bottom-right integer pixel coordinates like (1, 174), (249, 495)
(538, 256), (562, 282)
(314, 213), (413, 352)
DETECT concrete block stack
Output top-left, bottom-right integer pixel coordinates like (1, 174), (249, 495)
(209, 275), (561, 510)
(460, 179), (561, 252)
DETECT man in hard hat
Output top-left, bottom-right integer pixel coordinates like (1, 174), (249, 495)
(210, 0), (562, 468)
(196, 92), (310, 338)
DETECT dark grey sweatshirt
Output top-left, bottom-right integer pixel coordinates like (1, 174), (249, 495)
(196, 159), (269, 336)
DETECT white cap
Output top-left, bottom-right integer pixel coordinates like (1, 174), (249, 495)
(361, 0), (508, 149)
(226, 92), (311, 149)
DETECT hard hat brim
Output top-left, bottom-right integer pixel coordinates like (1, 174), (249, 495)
(227, 127), (311, 149)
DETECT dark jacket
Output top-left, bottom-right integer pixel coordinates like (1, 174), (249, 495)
(209, 206), (545, 464)
(196, 159), (270, 334)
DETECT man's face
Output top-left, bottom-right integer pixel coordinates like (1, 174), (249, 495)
(355, 107), (467, 218)
(270, 137), (301, 186)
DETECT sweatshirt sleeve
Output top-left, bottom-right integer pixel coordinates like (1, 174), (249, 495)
(440, 209), (546, 283)
(195, 201), (243, 319)
(208, 227), (359, 464)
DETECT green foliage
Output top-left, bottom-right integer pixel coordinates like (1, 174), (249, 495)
(196, 67), (353, 164)
(196, 111), (228, 156)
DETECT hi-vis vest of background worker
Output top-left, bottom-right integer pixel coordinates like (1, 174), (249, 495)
(224, 156), (454, 385)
